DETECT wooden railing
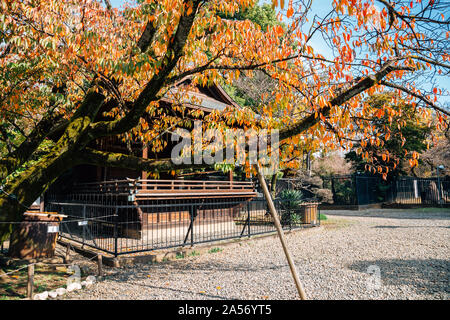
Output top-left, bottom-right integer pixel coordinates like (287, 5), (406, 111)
(72, 179), (256, 199)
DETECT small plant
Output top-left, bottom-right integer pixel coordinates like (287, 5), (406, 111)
(208, 247), (223, 254)
(36, 284), (48, 293)
(188, 250), (200, 257)
(175, 252), (185, 259)
(319, 213), (327, 221)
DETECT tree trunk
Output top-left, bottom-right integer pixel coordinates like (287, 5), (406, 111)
(0, 149), (80, 241)
(270, 173), (278, 198)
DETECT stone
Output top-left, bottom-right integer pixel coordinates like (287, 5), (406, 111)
(55, 287), (66, 296)
(66, 282), (80, 292)
(48, 291), (58, 299)
(34, 291), (48, 300)
(86, 275), (96, 284)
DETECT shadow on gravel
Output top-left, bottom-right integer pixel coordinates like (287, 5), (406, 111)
(322, 209), (450, 220)
(127, 282), (235, 300)
(374, 225), (450, 229)
(120, 260), (287, 275)
(349, 259), (450, 296)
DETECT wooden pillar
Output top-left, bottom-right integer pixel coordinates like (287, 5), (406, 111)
(27, 264), (34, 299)
(39, 195), (45, 212)
(96, 166), (102, 182)
(97, 254), (103, 277)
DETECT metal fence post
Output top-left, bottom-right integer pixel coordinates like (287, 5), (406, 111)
(114, 208), (118, 257)
(247, 201), (251, 238)
(318, 207), (321, 226)
(436, 171), (442, 205)
(82, 205), (86, 247)
(190, 205), (194, 246)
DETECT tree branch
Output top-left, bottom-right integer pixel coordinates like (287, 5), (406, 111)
(137, 20), (158, 53)
(279, 60), (413, 140)
(379, 80), (450, 116)
(77, 148), (208, 172)
(90, 0), (203, 139)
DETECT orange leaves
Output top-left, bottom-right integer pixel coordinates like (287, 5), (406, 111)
(274, 25), (284, 37)
(286, 6), (294, 18)
(409, 158), (419, 168)
(286, 0), (294, 18)
(185, 2), (193, 16)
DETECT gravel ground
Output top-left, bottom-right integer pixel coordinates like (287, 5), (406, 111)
(61, 208), (450, 300)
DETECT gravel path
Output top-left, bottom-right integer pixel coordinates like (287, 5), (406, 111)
(62, 208), (450, 300)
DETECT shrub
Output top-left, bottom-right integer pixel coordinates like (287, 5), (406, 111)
(279, 189), (303, 225)
(279, 189), (303, 205)
(319, 213), (327, 221)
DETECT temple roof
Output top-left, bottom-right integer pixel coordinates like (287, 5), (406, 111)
(163, 77), (241, 112)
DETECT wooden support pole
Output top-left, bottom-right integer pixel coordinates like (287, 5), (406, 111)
(27, 264), (34, 299)
(65, 243), (71, 263)
(255, 164), (307, 300)
(97, 254), (103, 278)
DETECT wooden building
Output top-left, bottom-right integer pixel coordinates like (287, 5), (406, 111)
(47, 79), (258, 240)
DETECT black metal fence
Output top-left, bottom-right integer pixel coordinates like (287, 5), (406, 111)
(322, 175), (358, 205)
(47, 198), (320, 256)
(321, 175), (450, 206)
(391, 177), (450, 205)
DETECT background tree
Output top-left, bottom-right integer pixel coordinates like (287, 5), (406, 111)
(313, 151), (353, 177)
(345, 93), (433, 180)
(219, 1), (283, 113)
(415, 130), (450, 177)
